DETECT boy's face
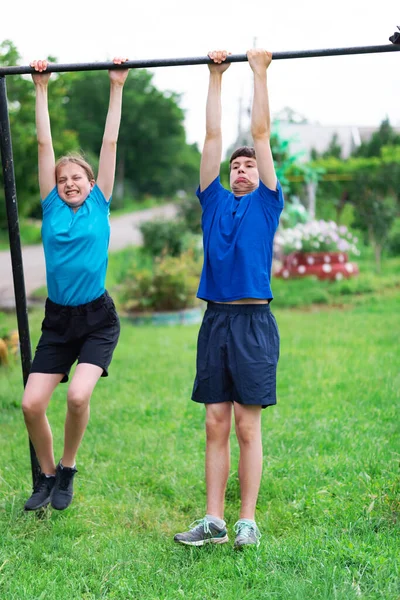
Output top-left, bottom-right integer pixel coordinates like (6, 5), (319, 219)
(230, 155), (259, 196)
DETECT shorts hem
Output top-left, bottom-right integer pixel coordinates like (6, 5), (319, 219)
(77, 359), (109, 377)
(29, 369), (69, 384)
(192, 396), (277, 409)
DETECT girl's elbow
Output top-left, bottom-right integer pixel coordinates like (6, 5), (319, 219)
(101, 139), (118, 150)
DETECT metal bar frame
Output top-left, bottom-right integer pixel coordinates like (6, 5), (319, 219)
(0, 39), (399, 487)
(0, 44), (399, 76)
(0, 76), (40, 486)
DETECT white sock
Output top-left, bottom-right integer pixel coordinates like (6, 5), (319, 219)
(60, 461), (76, 470)
(206, 514), (226, 529)
(237, 518), (257, 527)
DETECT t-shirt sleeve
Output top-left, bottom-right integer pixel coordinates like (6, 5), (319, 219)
(88, 185), (110, 211)
(258, 179), (285, 212)
(41, 187), (59, 216)
(196, 176), (227, 209)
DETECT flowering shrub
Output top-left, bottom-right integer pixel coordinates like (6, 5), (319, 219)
(275, 220), (360, 256)
(120, 249), (202, 312)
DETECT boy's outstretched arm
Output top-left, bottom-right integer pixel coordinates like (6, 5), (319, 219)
(200, 50), (231, 192)
(96, 58), (129, 201)
(31, 60), (56, 200)
(248, 49), (277, 191)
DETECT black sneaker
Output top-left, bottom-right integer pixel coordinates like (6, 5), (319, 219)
(174, 518), (229, 546)
(51, 463), (78, 510)
(24, 473), (55, 511)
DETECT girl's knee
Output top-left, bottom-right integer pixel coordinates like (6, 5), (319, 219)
(22, 395), (46, 420)
(67, 389), (90, 414)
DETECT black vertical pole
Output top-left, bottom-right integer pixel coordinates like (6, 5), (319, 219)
(0, 75), (40, 487)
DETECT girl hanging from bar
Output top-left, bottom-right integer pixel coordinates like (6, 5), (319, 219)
(21, 57), (129, 512)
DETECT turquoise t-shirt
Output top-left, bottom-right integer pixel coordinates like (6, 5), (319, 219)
(41, 185), (111, 306)
(196, 177), (284, 302)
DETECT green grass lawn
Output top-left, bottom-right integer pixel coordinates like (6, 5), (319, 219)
(0, 295), (399, 599)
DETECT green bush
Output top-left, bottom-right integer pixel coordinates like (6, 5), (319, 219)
(139, 218), (202, 260)
(177, 194), (202, 234)
(0, 219), (42, 248)
(333, 276), (377, 296)
(139, 219), (187, 257)
(387, 218), (400, 256)
(0, 312), (9, 339)
(19, 220), (42, 245)
(107, 246), (153, 289)
(121, 249), (202, 312)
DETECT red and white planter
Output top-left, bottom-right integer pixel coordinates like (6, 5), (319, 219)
(275, 251), (359, 281)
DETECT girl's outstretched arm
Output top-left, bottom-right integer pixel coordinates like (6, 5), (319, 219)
(96, 57), (129, 201)
(30, 60), (56, 200)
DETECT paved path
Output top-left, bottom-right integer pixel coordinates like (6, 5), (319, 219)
(0, 203), (178, 309)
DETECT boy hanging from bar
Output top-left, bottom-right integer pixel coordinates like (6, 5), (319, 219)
(22, 57), (129, 511)
(174, 49), (284, 549)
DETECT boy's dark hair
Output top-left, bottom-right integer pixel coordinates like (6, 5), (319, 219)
(229, 146), (256, 167)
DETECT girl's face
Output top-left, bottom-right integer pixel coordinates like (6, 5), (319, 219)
(56, 163), (94, 206)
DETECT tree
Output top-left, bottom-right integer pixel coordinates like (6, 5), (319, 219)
(354, 118), (400, 158)
(0, 40), (78, 228)
(311, 149), (400, 271)
(65, 69), (200, 201)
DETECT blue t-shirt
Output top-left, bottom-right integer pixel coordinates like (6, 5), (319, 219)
(196, 177), (284, 302)
(41, 185), (111, 306)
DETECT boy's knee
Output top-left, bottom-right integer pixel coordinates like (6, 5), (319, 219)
(206, 409), (231, 440)
(235, 419), (260, 445)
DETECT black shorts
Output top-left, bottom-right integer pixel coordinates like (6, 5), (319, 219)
(30, 291), (120, 383)
(192, 302), (280, 409)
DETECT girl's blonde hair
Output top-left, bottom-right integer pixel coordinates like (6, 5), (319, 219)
(55, 153), (95, 182)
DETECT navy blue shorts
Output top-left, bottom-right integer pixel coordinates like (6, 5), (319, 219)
(30, 291), (120, 383)
(192, 302), (280, 409)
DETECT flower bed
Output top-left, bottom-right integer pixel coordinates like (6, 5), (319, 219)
(275, 220), (360, 255)
(274, 220), (360, 281)
(275, 251), (359, 281)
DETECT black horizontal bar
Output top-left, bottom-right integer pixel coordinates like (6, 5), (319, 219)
(0, 44), (399, 76)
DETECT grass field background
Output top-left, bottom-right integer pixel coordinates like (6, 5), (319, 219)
(0, 287), (399, 599)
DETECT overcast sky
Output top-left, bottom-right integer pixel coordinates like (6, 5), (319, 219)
(2, 0), (400, 153)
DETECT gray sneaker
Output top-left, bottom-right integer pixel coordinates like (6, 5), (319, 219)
(233, 520), (261, 549)
(174, 518), (229, 546)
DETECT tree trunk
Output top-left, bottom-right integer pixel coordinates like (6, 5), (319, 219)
(335, 190), (349, 223)
(368, 225), (382, 274)
(306, 181), (317, 219)
(374, 243), (382, 274)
